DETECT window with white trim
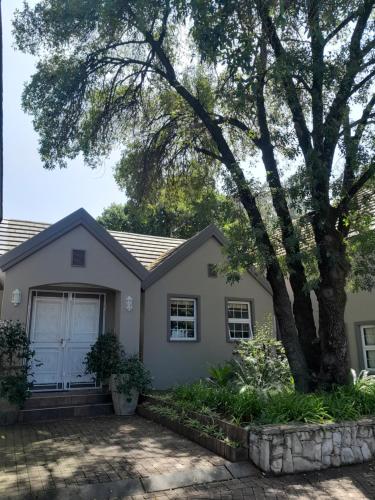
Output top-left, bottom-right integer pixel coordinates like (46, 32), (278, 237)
(227, 301), (253, 340)
(169, 297), (197, 341)
(361, 324), (375, 369)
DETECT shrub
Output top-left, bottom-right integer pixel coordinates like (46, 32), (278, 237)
(232, 317), (292, 393)
(168, 376), (375, 426)
(208, 363), (234, 387)
(114, 355), (152, 401)
(0, 321), (35, 406)
(84, 332), (122, 383)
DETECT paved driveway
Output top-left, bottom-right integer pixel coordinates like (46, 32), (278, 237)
(0, 415), (375, 499)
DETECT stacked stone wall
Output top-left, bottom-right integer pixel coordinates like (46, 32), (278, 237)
(248, 418), (375, 474)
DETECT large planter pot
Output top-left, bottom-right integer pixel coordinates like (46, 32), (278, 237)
(0, 398), (19, 425)
(111, 376), (139, 415)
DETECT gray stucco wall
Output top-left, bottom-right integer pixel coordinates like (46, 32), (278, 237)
(0, 225), (141, 354)
(143, 237), (274, 389)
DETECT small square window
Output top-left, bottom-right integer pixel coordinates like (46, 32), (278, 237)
(71, 249), (86, 267)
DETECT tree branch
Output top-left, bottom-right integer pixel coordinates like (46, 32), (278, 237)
(323, 0), (375, 171)
(194, 147), (224, 162)
(336, 159), (375, 216)
(324, 11), (358, 45)
(256, 1), (312, 162)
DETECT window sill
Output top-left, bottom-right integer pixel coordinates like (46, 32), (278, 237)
(169, 338), (198, 342)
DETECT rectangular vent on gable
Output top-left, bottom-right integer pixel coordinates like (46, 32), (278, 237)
(207, 263), (218, 278)
(71, 249), (86, 267)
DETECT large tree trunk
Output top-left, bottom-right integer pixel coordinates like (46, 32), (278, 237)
(315, 226), (350, 387)
(266, 265), (313, 392)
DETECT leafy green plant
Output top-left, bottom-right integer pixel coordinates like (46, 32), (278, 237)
(208, 363), (234, 387)
(232, 317), (292, 393)
(114, 355), (152, 402)
(151, 404), (181, 421)
(0, 321), (35, 406)
(84, 332), (122, 383)
(168, 375), (375, 426)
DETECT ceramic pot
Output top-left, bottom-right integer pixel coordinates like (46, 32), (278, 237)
(110, 376), (139, 415)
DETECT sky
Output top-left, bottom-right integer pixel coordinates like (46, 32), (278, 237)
(3, 0), (125, 223)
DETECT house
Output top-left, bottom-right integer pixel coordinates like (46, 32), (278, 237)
(0, 208), (374, 394)
(0, 208), (273, 390)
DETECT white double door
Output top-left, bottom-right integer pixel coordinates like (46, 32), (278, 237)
(30, 291), (105, 391)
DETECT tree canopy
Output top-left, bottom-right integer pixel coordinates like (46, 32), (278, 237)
(13, 0), (375, 391)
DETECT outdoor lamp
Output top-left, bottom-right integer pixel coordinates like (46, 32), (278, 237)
(125, 295), (133, 312)
(11, 289), (22, 306)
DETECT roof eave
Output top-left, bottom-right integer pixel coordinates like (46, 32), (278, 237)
(0, 208), (149, 281)
(142, 223), (272, 294)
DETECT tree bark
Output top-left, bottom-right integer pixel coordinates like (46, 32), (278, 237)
(314, 223), (350, 387)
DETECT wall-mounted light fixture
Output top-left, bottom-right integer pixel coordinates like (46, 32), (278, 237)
(125, 295), (133, 312)
(11, 289), (22, 307)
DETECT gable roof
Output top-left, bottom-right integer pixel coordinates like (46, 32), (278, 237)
(142, 224), (272, 294)
(0, 216), (185, 270)
(0, 211), (271, 294)
(0, 208), (148, 279)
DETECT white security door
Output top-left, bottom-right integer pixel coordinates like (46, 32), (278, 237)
(30, 291), (104, 391)
(65, 293), (102, 389)
(30, 292), (67, 390)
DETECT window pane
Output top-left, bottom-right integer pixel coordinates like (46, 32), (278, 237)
(229, 322), (250, 339)
(228, 302), (249, 319)
(363, 327), (375, 346)
(170, 320), (195, 339)
(366, 350), (375, 369)
(170, 299), (195, 318)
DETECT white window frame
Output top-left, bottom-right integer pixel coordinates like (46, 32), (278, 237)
(169, 297), (197, 341)
(360, 324), (375, 370)
(227, 300), (253, 341)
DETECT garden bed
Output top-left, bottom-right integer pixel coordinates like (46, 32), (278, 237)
(137, 396), (248, 462)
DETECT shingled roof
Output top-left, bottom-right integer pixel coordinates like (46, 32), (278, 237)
(0, 217), (185, 270)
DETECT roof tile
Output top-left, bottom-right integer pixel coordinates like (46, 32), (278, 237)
(0, 218), (185, 269)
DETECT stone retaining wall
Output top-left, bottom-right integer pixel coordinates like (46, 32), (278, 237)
(248, 418), (375, 474)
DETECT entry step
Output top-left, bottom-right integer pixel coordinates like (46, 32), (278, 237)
(19, 402), (114, 423)
(24, 390), (112, 410)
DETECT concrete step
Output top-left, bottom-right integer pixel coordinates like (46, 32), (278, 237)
(19, 402), (114, 423)
(24, 391), (112, 410)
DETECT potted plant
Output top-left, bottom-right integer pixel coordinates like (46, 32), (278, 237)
(84, 332), (122, 387)
(0, 321), (35, 424)
(111, 355), (152, 415)
(84, 333), (152, 415)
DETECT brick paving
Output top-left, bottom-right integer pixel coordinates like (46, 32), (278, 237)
(0, 415), (375, 499)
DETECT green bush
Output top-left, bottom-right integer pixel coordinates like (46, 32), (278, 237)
(169, 378), (375, 426)
(208, 363), (234, 387)
(114, 355), (152, 401)
(84, 332), (123, 383)
(0, 321), (35, 406)
(232, 317), (292, 393)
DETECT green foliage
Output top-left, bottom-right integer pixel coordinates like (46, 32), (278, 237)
(208, 362), (234, 387)
(232, 318), (292, 392)
(98, 188), (243, 239)
(169, 374), (375, 425)
(150, 403), (240, 446)
(0, 321), (35, 406)
(172, 382), (263, 424)
(84, 332), (123, 383)
(114, 355), (152, 401)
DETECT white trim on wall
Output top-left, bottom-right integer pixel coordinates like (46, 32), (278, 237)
(360, 324), (375, 370)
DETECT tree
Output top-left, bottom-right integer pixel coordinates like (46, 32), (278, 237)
(14, 1), (375, 391)
(98, 191), (243, 239)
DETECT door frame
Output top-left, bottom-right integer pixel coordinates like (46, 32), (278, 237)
(27, 288), (107, 392)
